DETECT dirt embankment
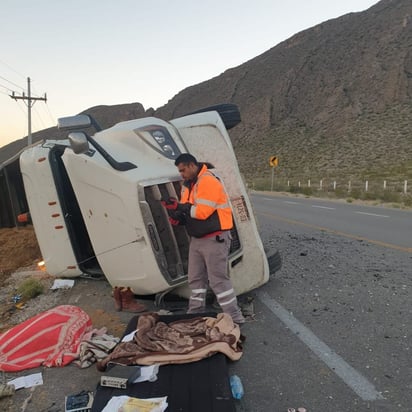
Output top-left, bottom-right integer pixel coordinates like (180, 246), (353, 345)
(0, 226), (44, 331)
(0, 226), (41, 284)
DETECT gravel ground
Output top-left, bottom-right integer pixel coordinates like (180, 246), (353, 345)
(1, 205), (411, 411)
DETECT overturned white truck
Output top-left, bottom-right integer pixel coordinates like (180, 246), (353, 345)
(20, 104), (279, 298)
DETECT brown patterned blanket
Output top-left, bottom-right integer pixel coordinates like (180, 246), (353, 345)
(96, 312), (243, 370)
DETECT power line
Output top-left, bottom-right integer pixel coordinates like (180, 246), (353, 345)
(0, 63), (55, 130)
(0, 82), (15, 92)
(0, 74), (24, 90)
(0, 59), (26, 79)
(33, 106), (48, 129)
(31, 83), (56, 124)
(9, 77), (47, 146)
(44, 101), (56, 124)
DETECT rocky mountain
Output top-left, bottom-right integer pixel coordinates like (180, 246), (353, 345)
(1, 0), (411, 184)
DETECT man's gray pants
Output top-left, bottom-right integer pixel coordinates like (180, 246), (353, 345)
(186, 230), (244, 323)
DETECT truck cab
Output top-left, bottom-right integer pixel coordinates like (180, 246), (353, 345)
(20, 105), (275, 297)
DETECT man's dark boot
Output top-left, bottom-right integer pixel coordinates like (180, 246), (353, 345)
(120, 287), (146, 313)
(113, 286), (122, 311)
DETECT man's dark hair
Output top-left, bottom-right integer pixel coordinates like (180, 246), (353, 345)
(174, 153), (198, 166)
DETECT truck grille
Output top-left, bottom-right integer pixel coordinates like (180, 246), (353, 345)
(141, 182), (241, 285)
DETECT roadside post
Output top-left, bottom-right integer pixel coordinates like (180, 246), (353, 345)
(269, 155), (279, 191)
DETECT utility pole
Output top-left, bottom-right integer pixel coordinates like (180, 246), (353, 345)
(10, 77), (47, 146)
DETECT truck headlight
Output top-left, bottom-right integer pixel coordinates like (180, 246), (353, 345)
(134, 125), (181, 160)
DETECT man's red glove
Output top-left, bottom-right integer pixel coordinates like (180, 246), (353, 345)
(161, 197), (179, 210)
(161, 198), (191, 214)
(169, 217), (181, 226)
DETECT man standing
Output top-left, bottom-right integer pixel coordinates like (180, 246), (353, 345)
(162, 153), (245, 324)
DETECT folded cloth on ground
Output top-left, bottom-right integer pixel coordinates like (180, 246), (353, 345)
(74, 327), (120, 368)
(0, 305), (92, 372)
(97, 312), (242, 371)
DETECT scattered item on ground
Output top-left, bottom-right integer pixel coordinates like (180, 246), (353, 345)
(11, 294), (22, 303)
(0, 305), (91, 371)
(50, 279), (75, 290)
(131, 364), (159, 383)
(7, 372), (43, 389)
(0, 382), (15, 398)
(155, 309), (174, 316)
(229, 374), (244, 399)
(287, 408), (307, 412)
(74, 327), (119, 368)
(100, 365), (141, 389)
(101, 395), (168, 412)
(113, 287), (146, 313)
(96, 312), (242, 370)
(121, 329), (138, 342)
(64, 390), (94, 412)
(16, 277), (44, 301)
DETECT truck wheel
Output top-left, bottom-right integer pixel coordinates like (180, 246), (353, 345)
(266, 250), (282, 276)
(184, 103), (241, 130)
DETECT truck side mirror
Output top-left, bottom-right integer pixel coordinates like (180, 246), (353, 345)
(68, 132), (90, 154)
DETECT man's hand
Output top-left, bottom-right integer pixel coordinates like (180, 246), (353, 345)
(169, 217), (181, 226)
(161, 198), (191, 214)
(161, 197), (179, 210)
(177, 202), (191, 214)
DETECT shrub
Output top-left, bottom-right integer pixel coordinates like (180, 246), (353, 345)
(349, 188), (362, 199)
(403, 195), (412, 207)
(335, 188), (347, 198)
(361, 191), (378, 201)
(289, 185), (301, 194)
(381, 191), (402, 203)
(16, 277), (44, 301)
(301, 187), (313, 196)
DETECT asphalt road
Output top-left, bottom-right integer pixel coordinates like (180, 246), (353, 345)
(230, 193), (412, 412)
(253, 193), (412, 252)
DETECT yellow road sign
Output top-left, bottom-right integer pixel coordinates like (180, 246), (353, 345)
(269, 156), (279, 167)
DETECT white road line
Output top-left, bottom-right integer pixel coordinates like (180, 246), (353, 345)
(311, 205), (335, 210)
(355, 211), (390, 218)
(284, 201), (299, 205)
(257, 291), (384, 401)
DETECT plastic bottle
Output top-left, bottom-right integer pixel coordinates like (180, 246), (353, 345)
(229, 374), (244, 399)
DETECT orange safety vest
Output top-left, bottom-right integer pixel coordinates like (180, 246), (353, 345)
(180, 164), (233, 237)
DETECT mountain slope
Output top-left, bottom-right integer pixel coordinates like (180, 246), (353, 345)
(1, 0), (411, 184)
(155, 0), (412, 182)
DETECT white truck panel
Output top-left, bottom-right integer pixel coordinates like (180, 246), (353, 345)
(61, 148), (175, 294)
(171, 113), (269, 294)
(20, 143), (82, 277)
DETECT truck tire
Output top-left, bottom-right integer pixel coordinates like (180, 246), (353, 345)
(184, 103), (241, 130)
(266, 250), (282, 276)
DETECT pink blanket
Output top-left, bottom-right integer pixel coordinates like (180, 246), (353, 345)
(0, 305), (91, 372)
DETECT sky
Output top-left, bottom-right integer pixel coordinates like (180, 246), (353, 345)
(0, 0), (378, 148)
